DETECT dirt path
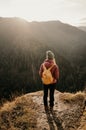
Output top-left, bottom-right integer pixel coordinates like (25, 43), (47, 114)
(0, 90), (85, 130)
(28, 90), (86, 130)
(31, 91), (63, 130)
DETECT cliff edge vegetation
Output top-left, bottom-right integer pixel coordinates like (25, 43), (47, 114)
(0, 90), (86, 130)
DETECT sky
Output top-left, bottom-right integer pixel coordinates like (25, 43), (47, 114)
(0, 0), (86, 26)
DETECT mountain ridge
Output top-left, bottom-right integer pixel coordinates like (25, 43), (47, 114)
(78, 26), (86, 32)
(0, 17), (86, 63)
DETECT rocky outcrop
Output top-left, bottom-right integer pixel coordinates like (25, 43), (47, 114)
(0, 90), (86, 130)
(29, 90), (86, 130)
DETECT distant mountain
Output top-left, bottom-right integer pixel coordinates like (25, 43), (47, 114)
(78, 26), (86, 32)
(0, 18), (86, 65)
(0, 17), (86, 99)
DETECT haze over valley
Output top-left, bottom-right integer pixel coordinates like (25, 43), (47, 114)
(0, 17), (86, 99)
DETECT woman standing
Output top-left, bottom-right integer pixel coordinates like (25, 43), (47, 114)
(39, 50), (59, 112)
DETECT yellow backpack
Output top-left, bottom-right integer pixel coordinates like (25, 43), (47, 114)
(42, 64), (54, 85)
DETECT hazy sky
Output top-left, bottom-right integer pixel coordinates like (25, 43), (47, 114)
(0, 0), (86, 26)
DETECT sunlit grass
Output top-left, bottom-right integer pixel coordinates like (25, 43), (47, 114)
(0, 95), (37, 130)
(60, 91), (86, 104)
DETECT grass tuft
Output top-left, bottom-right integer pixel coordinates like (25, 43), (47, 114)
(0, 95), (37, 130)
(60, 91), (86, 105)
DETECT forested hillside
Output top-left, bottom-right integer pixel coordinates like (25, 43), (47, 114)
(0, 17), (86, 99)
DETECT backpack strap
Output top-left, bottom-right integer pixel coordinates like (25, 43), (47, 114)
(43, 63), (55, 71)
(43, 63), (47, 70)
(48, 64), (55, 71)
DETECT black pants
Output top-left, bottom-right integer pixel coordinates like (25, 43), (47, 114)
(43, 83), (56, 107)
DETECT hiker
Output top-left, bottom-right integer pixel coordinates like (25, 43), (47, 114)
(39, 50), (59, 111)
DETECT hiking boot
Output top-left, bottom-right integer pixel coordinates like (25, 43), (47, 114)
(44, 106), (49, 111)
(50, 107), (53, 112)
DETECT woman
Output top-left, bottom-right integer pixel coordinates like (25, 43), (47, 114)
(39, 50), (59, 111)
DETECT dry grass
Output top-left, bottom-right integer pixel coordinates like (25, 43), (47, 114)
(60, 91), (86, 104)
(0, 95), (37, 130)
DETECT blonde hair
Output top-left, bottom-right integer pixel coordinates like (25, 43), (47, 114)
(53, 58), (56, 65)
